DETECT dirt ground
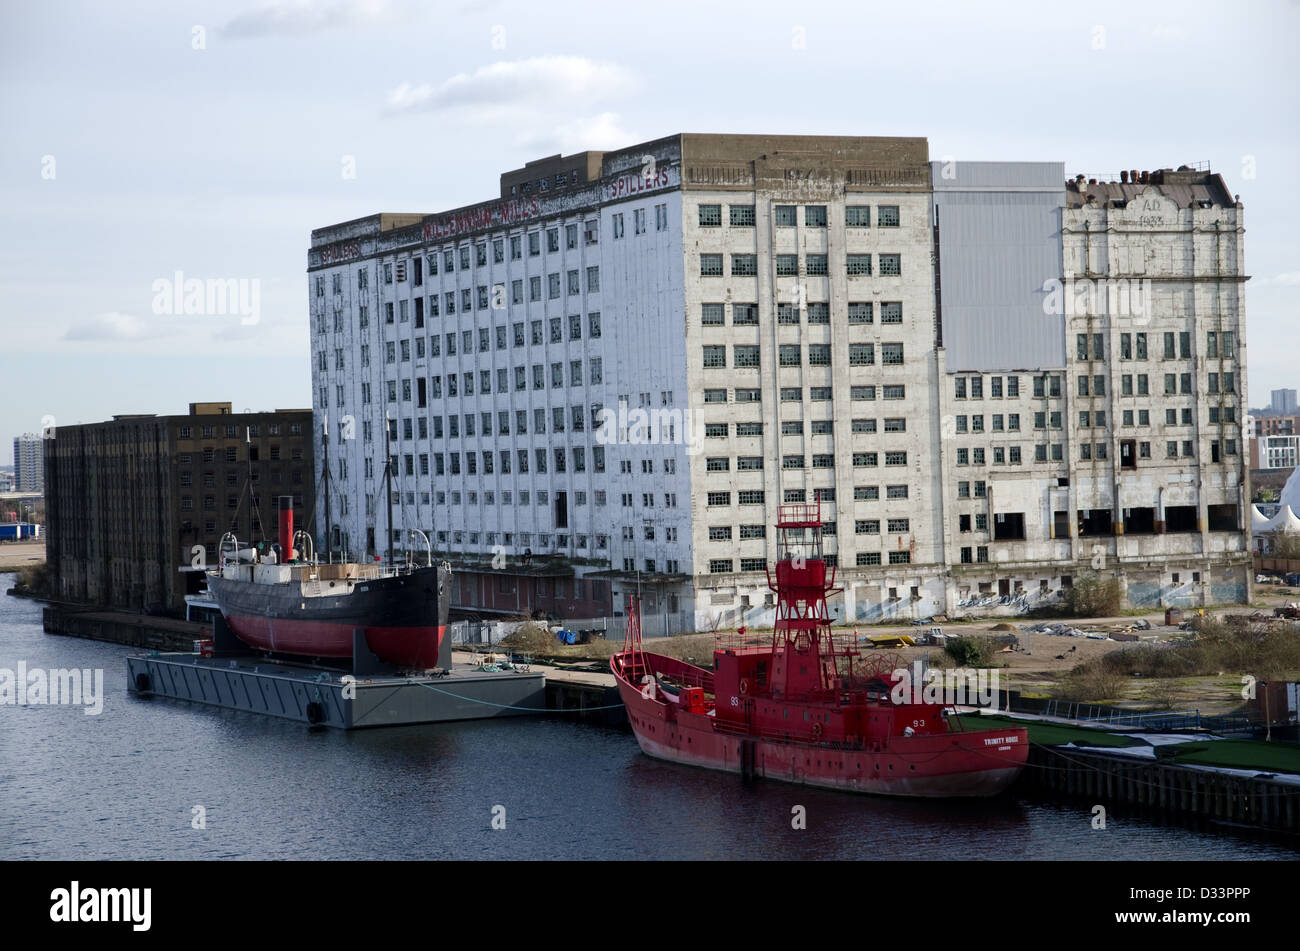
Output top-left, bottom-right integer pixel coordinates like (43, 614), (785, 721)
(0, 542), (44, 570)
(524, 591), (1300, 712)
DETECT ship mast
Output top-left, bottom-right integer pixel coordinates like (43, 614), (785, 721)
(322, 413), (332, 564)
(765, 502), (842, 698)
(383, 410), (394, 568)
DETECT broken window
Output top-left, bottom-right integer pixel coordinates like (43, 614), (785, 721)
(1165, 505), (1197, 533)
(993, 512), (1026, 541)
(1077, 509), (1113, 537)
(1207, 504), (1238, 532)
(1125, 507), (1156, 535)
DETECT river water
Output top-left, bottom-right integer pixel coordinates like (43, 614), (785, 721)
(1, 575), (1294, 861)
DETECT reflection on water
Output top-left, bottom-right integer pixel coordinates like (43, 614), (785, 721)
(1, 575), (1294, 860)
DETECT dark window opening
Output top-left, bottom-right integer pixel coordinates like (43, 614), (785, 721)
(1165, 505), (1197, 533)
(1053, 510), (1070, 538)
(993, 512), (1026, 541)
(1125, 507), (1156, 535)
(1207, 504), (1237, 532)
(1120, 439), (1136, 469)
(1061, 575), (1073, 589)
(555, 491), (568, 529)
(1077, 509), (1112, 537)
(998, 579), (1010, 598)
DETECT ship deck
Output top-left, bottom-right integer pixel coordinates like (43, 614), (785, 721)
(127, 651), (545, 729)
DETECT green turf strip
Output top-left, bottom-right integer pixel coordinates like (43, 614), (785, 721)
(955, 714), (1143, 748)
(1157, 739), (1300, 774)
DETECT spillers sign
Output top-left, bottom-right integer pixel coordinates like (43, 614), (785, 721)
(419, 164), (679, 242)
(603, 164), (674, 201)
(318, 241), (361, 264)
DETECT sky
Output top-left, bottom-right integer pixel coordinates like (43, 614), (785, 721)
(1, 0), (1298, 464)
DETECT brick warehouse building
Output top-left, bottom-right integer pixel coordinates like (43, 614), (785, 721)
(307, 135), (1249, 629)
(45, 402), (313, 614)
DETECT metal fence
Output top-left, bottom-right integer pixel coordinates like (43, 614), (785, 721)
(448, 611), (695, 647)
(1064, 705), (1256, 735)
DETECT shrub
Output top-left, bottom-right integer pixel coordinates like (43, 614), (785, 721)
(14, 562), (50, 594)
(942, 635), (995, 668)
(1143, 680), (1184, 710)
(1054, 664), (1128, 702)
(1271, 534), (1300, 559)
(499, 617), (554, 654)
(1063, 572), (1122, 617)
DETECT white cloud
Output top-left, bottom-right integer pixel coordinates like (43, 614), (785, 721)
(223, 0), (398, 38)
(513, 112), (637, 154)
(1261, 271), (1300, 286)
(63, 312), (155, 342)
(386, 57), (638, 116)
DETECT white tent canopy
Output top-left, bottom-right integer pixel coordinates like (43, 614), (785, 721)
(1252, 505), (1274, 533)
(1280, 467), (1300, 515)
(1263, 505), (1300, 535)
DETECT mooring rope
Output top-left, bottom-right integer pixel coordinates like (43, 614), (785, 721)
(413, 679), (626, 712)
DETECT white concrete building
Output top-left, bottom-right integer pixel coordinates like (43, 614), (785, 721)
(308, 138), (1251, 628)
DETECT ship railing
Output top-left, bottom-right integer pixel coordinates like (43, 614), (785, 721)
(714, 629), (770, 652)
(709, 717), (867, 751)
(714, 627), (862, 656)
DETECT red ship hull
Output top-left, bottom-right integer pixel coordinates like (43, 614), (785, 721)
(222, 616), (447, 669)
(613, 651), (1028, 798)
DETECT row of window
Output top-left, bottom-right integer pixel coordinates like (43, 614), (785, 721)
(953, 375), (1063, 399)
(1077, 331), (1239, 362)
(402, 447), (612, 478)
(700, 301), (904, 326)
(354, 313), (606, 366)
(179, 447), (301, 464)
(698, 204), (900, 229)
(954, 446), (1024, 465)
(177, 423), (298, 439)
(178, 466), (301, 486)
(955, 414), (1021, 433)
(700, 253), (900, 277)
(699, 417), (908, 439)
(316, 275), (606, 338)
(181, 488), (302, 511)
(1078, 407), (1239, 429)
(701, 343), (905, 368)
(340, 224), (601, 292)
(700, 385), (906, 403)
(372, 406), (613, 443)
(610, 205), (669, 237)
(708, 551), (911, 573)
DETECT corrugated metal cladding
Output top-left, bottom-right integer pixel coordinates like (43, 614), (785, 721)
(931, 161), (1066, 372)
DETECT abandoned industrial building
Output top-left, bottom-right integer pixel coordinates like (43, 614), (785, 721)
(44, 402), (315, 614)
(306, 134), (1249, 630)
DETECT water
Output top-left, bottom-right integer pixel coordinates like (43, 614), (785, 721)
(2, 574), (1294, 860)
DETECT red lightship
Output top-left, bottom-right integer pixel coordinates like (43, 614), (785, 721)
(611, 504), (1028, 797)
